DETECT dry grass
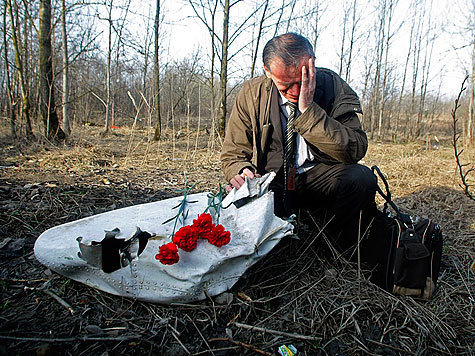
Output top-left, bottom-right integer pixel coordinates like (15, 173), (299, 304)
(0, 122), (474, 355)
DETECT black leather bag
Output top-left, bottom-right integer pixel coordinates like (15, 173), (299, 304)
(368, 166), (443, 299)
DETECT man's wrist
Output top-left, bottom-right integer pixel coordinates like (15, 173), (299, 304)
(238, 166), (255, 175)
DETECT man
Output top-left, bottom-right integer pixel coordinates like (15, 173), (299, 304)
(221, 33), (376, 251)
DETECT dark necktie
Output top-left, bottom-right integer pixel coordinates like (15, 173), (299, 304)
(284, 101), (298, 191)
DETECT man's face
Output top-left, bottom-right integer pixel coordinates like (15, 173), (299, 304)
(264, 56), (311, 103)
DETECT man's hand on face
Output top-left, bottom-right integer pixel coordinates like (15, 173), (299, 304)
(298, 57), (316, 114)
(225, 168), (261, 193)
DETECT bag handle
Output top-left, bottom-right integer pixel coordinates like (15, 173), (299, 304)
(371, 165), (413, 227)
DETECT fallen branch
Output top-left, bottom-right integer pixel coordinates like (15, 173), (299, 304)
(208, 337), (273, 356)
(169, 327), (191, 355)
(452, 75), (475, 200)
(185, 315), (215, 356)
(192, 346), (240, 355)
(43, 290), (75, 315)
(0, 334), (141, 343)
(24, 284), (75, 315)
(233, 322), (320, 342)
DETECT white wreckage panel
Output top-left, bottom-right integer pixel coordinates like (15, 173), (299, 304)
(34, 173), (294, 303)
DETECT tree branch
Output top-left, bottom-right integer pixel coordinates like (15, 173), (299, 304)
(452, 75), (474, 200)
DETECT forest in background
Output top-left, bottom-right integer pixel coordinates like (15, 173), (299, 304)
(1, 0), (475, 145)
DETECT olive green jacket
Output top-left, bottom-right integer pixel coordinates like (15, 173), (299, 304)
(221, 68), (368, 182)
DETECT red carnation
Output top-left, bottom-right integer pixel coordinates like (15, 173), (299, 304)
(156, 242), (179, 265)
(193, 213), (215, 240)
(172, 225), (199, 252)
(208, 224), (231, 247)
(193, 213), (213, 229)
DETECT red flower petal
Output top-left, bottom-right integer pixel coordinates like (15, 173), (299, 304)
(208, 224), (231, 247)
(193, 213), (215, 240)
(156, 242), (179, 265)
(172, 225), (198, 252)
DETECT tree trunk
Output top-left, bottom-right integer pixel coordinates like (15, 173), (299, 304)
(416, 1), (434, 138)
(111, 0), (130, 129)
(7, 0), (33, 139)
(370, 0), (386, 138)
(409, 4), (424, 138)
(217, 0), (230, 137)
(3, 0), (16, 137)
(153, 0), (161, 140)
(378, 0), (394, 139)
(39, 0), (65, 141)
(104, 0), (113, 133)
(311, 0), (320, 50)
(61, 0), (70, 136)
(394, 2), (417, 142)
(250, 0), (268, 78)
(345, 0), (357, 82)
(468, 37), (475, 145)
(338, 6), (348, 77)
(209, 0), (218, 144)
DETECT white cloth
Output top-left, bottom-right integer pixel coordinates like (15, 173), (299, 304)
(34, 173), (294, 304)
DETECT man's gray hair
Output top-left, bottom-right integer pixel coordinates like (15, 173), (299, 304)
(263, 33), (315, 69)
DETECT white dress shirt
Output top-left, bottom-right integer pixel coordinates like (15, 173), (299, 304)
(278, 93), (316, 174)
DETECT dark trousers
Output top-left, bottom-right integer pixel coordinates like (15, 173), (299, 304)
(271, 163), (377, 252)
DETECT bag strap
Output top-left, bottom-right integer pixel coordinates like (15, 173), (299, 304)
(371, 165), (413, 227)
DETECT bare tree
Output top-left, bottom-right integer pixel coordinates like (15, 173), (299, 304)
(7, 0), (34, 138)
(367, 0), (387, 138)
(188, 0), (219, 140)
(467, 0), (475, 144)
(393, 0), (418, 142)
(111, 0), (131, 127)
(217, 0), (230, 137)
(39, 0), (66, 141)
(3, 0), (16, 137)
(153, 0), (161, 140)
(345, 0), (359, 82)
(60, 0), (70, 136)
(452, 76), (474, 200)
(469, 36), (475, 144)
(337, 2), (349, 78)
(377, 0), (397, 139)
(448, 0), (475, 145)
(407, 0), (426, 138)
(307, 0), (329, 51)
(284, 0), (297, 33)
(415, 4), (436, 138)
(250, 0), (268, 78)
(103, 0), (113, 133)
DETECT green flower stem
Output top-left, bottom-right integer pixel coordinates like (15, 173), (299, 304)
(162, 173), (197, 239)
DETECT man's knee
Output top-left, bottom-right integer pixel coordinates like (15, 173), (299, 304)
(336, 164), (376, 198)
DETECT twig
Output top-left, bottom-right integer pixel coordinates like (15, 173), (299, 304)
(0, 335), (141, 343)
(43, 290), (75, 315)
(358, 210), (362, 284)
(125, 90), (144, 167)
(255, 276), (325, 326)
(203, 289), (217, 323)
(452, 75), (474, 200)
(90, 91), (106, 108)
(233, 322), (320, 342)
(208, 337), (273, 356)
(367, 339), (415, 354)
(192, 346), (240, 355)
(24, 284), (75, 315)
(169, 327), (191, 355)
(185, 315), (215, 356)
